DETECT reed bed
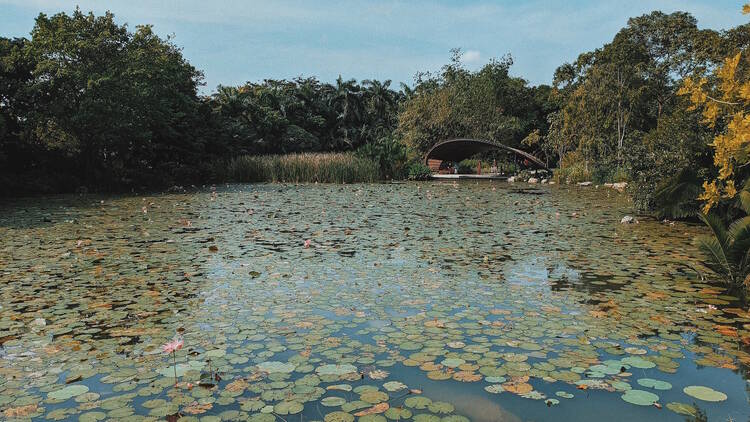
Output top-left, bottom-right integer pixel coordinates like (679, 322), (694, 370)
(225, 153), (380, 183)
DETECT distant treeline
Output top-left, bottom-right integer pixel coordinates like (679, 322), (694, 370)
(1, 8), (749, 209)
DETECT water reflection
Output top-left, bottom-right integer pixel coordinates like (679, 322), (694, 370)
(0, 182), (748, 421)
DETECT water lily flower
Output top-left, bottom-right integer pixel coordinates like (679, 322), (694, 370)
(304, 239), (311, 248)
(162, 337), (184, 354)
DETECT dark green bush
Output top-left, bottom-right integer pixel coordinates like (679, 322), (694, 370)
(407, 162), (433, 180)
(356, 137), (408, 180)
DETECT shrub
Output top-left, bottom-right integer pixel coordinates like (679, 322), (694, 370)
(407, 162), (433, 180)
(650, 169), (702, 220)
(356, 137), (408, 180)
(552, 152), (591, 184)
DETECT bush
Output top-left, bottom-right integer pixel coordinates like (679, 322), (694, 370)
(553, 152), (587, 183)
(407, 162), (433, 180)
(356, 137), (408, 180)
(225, 153), (379, 183)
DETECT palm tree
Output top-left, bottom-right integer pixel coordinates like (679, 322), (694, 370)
(331, 76), (363, 148)
(363, 79), (395, 123)
(399, 82), (415, 102)
(696, 180), (750, 287)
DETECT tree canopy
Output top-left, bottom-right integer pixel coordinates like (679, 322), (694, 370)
(1, 7), (749, 203)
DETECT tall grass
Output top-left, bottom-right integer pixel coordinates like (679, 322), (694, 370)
(225, 153), (380, 183)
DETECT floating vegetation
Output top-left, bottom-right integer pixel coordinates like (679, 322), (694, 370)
(683, 386), (728, 402)
(0, 182), (748, 421)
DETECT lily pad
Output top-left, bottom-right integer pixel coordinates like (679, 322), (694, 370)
(621, 389), (659, 406)
(258, 361), (296, 374)
(683, 386), (727, 402)
(316, 364), (358, 376)
(666, 402), (698, 416)
(324, 411), (355, 422)
(636, 378), (672, 390)
(321, 397), (347, 407)
(274, 401), (304, 415)
(48, 385), (89, 400)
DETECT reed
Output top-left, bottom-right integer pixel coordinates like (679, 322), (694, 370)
(225, 153), (380, 183)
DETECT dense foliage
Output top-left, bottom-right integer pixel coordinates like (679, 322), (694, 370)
(397, 49), (553, 158)
(542, 11), (749, 210)
(1, 7), (749, 226)
(0, 10), (405, 194)
(0, 10), (211, 193)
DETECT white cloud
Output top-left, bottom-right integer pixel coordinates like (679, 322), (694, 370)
(462, 50), (481, 64)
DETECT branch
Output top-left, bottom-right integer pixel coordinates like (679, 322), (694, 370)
(706, 95), (741, 106)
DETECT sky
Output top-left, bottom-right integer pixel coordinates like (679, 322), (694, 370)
(0, 0), (747, 94)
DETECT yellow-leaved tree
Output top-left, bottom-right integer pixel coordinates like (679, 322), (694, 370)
(678, 5), (750, 213)
(677, 4), (750, 288)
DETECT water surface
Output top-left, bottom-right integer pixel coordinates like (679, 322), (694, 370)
(0, 182), (748, 421)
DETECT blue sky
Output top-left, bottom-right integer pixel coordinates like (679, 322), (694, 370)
(0, 0), (746, 93)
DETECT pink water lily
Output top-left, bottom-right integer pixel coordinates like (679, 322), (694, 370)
(162, 337), (184, 354)
(162, 337), (184, 386)
(304, 239), (311, 248)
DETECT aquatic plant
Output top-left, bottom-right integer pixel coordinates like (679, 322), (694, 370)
(162, 337), (184, 384)
(225, 153), (379, 183)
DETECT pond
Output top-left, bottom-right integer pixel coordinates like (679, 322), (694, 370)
(0, 181), (748, 422)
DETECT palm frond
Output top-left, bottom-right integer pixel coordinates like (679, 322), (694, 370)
(728, 215), (750, 263)
(695, 234), (734, 284)
(698, 212), (730, 247)
(652, 168), (701, 219)
(737, 189), (750, 215)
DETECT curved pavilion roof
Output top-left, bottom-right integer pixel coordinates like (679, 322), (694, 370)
(424, 138), (547, 169)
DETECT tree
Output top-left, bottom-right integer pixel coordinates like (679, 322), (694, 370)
(679, 46), (750, 212)
(397, 51), (547, 157)
(24, 9), (204, 188)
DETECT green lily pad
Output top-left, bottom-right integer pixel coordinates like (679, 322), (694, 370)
(621, 389), (659, 406)
(636, 378), (672, 390)
(621, 357), (655, 369)
(274, 401), (304, 415)
(384, 407), (413, 419)
(427, 401), (454, 414)
(48, 385), (89, 400)
(316, 364), (357, 376)
(360, 390), (389, 404)
(404, 396), (432, 409)
(258, 361), (296, 374)
(683, 386), (727, 402)
(321, 396), (347, 407)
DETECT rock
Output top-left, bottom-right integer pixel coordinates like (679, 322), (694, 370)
(528, 177), (539, 184)
(620, 215), (638, 224)
(577, 181), (593, 186)
(32, 318), (46, 327)
(549, 181), (556, 185)
(613, 182), (628, 192)
(507, 176), (516, 183)
(541, 179), (548, 184)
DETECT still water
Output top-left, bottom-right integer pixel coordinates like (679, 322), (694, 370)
(0, 181), (748, 421)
